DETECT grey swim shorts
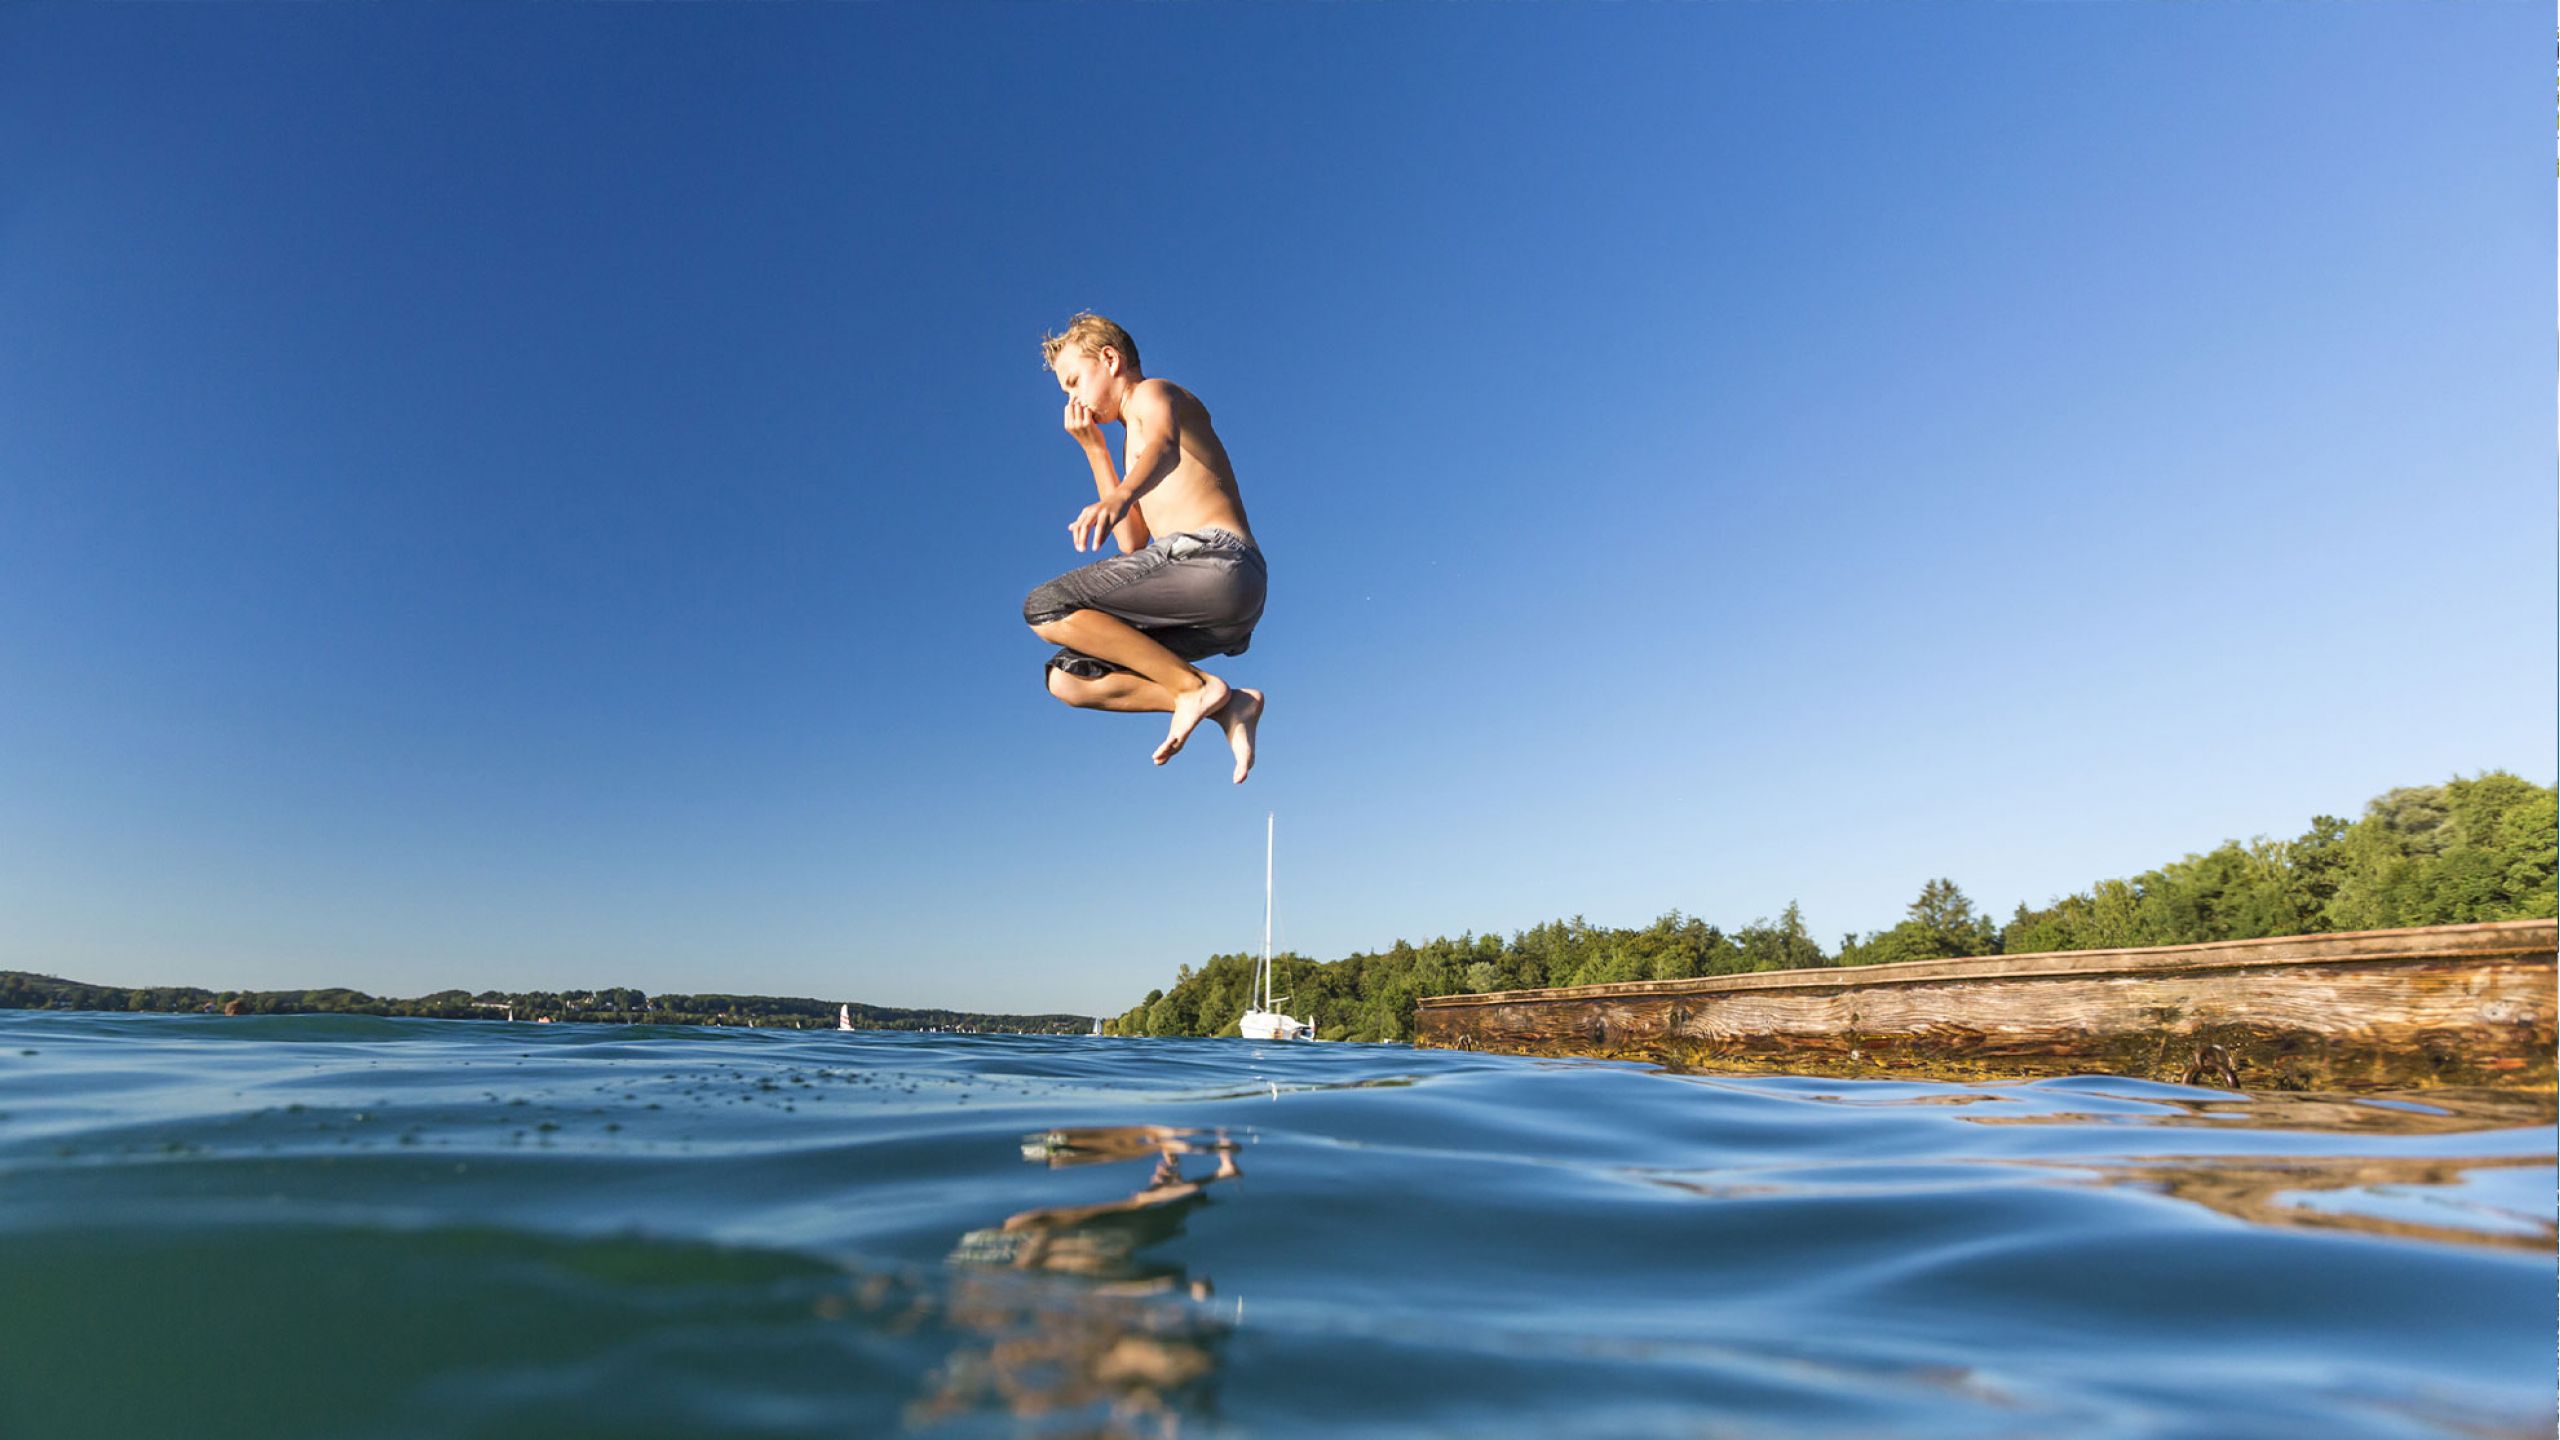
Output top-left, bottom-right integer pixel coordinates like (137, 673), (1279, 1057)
(1023, 527), (1268, 681)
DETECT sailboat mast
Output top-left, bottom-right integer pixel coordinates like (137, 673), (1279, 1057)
(1261, 812), (1274, 1009)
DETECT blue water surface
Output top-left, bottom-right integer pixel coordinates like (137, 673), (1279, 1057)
(0, 1011), (2549, 1439)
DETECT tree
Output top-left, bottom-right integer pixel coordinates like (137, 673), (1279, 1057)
(1736, 902), (1829, 971)
(2328, 774), (2555, 929)
(1842, 880), (1995, 966)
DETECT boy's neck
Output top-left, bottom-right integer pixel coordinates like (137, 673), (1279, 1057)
(1103, 369), (1144, 422)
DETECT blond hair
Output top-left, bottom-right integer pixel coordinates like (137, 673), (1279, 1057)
(1040, 312), (1141, 374)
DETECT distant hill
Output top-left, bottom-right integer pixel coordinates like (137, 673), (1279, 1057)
(0, 972), (1091, 1033)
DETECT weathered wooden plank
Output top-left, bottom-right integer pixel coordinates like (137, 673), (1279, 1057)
(1412, 920), (2557, 1090)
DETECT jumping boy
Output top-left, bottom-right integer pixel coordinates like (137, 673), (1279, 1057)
(1023, 313), (1266, 784)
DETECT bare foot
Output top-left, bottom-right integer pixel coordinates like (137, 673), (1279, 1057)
(1215, 688), (1262, 784)
(1152, 672), (1230, 766)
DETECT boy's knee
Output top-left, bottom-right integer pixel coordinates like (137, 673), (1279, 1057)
(1023, 583), (1073, 629)
(1043, 667), (1084, 705)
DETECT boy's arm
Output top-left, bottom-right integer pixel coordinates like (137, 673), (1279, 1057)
(1063, 397), (1152, 553)
(1077, 438), (1153, 553)
(1069, 383), (1182, 553)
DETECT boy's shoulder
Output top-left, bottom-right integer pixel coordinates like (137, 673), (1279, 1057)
(1134, 374), (1211, 412)
(1124, 375), (1204, 422)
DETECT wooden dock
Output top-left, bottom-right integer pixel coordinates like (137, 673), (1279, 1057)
(1412, 920), (2556, 1089)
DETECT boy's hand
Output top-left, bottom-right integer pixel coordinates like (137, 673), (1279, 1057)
(1070, 496), (1126, 552)
(1062, 399), (1105, 450)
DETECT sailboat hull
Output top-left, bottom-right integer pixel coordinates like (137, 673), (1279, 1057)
(1240, 1009), (1307, 1041)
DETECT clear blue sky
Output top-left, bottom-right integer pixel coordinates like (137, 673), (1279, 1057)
(3, 5), (2549, 1015)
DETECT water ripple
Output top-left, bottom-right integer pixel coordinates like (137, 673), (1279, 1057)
(0, 1011), (2548, 1438)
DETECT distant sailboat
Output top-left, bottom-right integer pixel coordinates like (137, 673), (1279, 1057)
(1240, 812), (1313, 1042)
(838, 1004), (855, 1032)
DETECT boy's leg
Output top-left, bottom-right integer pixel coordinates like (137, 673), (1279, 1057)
(1047, 666), (1261, 784)
(1045, 667), (1174, 714)
(1212, 687), (1262, 786)
(1031, 609), (1229, 764)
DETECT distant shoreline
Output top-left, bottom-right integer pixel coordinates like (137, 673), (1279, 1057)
(0, 972), (1092, 1034)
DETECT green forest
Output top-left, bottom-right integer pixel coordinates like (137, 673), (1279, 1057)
(0, 972), (1090, 1034)
(1110, 771), (2557, 1044)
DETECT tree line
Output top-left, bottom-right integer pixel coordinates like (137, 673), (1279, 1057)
(0, 973), (1092, 1034)
(1111, 771), (2556, 1043)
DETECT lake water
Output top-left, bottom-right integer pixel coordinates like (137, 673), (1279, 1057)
(0, 1011), (2550, 1438)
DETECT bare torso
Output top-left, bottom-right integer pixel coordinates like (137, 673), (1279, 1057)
(1126, 379), (1253, 546)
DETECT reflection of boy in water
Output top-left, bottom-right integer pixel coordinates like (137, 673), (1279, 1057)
(1023, 314), (1267, 784)
(996, 1129), (1240, 1282)
(928, 1127), (1238, 1434)
(954, 1126), (1240, 1284)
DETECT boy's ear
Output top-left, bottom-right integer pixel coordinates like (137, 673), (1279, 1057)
(1101, 346), (1124, 376)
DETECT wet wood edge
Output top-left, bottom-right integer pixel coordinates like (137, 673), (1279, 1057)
(1411, 921), (2558, 1091)
(1417, 920), (2556, 1010)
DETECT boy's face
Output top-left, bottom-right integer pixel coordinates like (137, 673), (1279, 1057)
(1052, 344), (1126, 422)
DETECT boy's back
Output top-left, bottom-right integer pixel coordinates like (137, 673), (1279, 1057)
(1115, 378), (1253, 546)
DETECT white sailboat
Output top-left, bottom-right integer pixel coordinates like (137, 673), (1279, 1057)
(1240, 812), (1313, 1041)
(837, 1003), (855, 1032)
